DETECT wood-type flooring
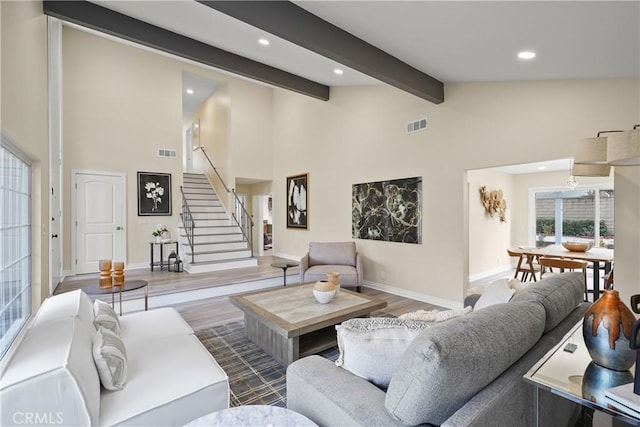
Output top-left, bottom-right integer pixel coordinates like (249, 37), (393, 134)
(56, 255), (446, 332)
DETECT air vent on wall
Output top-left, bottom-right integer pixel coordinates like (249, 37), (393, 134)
(406, 117), (428, 134)
(157, 148), (177, 158)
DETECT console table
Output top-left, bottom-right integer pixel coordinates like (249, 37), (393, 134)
(524, 321), (638, 426)
(149, 240), (179, 271)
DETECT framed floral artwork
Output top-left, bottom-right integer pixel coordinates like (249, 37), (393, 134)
(138, 172), (172, 216)
(286, 173), (308, 229)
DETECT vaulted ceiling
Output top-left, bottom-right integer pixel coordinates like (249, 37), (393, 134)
(44, 1), (639, 105)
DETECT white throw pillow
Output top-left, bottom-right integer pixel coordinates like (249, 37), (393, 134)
(399, 306), (472, 322)
(335, 318), (430, 389)
(510, 278), (531, 292)
(94, 299), (120, 334)
(93, 327), (128, 391)
(474, 279), (515, 311)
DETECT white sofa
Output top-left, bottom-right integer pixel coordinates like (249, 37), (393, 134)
(0, 290), (229, 426)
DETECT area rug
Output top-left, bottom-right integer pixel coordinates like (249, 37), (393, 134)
(195, 321), (339, 407)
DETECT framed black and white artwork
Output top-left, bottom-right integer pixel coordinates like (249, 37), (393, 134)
(286, 173), (308, 229)
(138, 172), (172, 216)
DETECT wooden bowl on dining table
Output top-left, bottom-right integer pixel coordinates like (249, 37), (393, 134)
(562, 242), (593, 252)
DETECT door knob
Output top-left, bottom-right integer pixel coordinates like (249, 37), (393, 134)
(116, 226), (122, 230)
(51, 234), (58, 238)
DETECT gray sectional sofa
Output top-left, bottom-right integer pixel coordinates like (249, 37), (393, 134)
(287, 272), (588, 426)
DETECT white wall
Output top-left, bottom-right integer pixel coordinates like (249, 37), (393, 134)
(272, 79), (639, 307)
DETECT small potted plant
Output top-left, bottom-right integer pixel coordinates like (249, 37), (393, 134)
(152, 224), (168, 243)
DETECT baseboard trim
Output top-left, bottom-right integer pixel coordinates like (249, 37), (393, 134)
(123, 263), (149, 270)
(363, 280), (462, 309)
(468, 265), (512, 283)
(62, 263), (149, 278)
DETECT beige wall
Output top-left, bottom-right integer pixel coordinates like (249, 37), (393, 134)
(191, 85), (233, 212)
(5, 4), (639, 309)
(613, 166), (640, 306)
(62, 26), (183, 270)
(61, 27), (274, 269)
(272, 79), (639, 306)
(229, 82), (273, 181)
(1, 1), (49, 309)
(466, 170), (514, 278)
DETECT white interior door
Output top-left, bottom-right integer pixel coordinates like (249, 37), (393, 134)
(74, 172), (126, 274)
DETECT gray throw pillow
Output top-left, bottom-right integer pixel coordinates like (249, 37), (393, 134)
(385, 301), (545, 426)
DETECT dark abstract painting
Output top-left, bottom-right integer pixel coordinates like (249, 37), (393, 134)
(352, 177), (422, 244)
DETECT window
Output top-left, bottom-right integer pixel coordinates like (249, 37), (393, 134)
(534, 187), (614, 248)
(0, 142), (32, 357)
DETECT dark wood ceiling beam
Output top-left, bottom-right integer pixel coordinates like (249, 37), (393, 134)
(199, 1), (444, 104)
(42, 1), (330, 101)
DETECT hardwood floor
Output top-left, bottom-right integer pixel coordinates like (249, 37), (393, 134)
(55, 256), (294, 298)
(57, 255), (446, 332)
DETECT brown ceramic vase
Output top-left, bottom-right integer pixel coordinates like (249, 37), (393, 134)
(582, 290), (636, 371)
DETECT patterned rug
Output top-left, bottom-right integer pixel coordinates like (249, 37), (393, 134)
(195, 321), (339, 407)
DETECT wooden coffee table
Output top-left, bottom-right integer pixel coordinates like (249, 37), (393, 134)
(230, 283), (387, 367)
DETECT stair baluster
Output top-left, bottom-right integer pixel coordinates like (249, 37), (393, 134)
(179, 186), (195, 264)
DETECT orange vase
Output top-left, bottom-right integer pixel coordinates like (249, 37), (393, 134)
(326, 272), (340, 290)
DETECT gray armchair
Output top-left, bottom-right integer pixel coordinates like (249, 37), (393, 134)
(299, 242), (362, 292)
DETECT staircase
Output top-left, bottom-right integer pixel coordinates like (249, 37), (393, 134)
(180, 173), (257, 273)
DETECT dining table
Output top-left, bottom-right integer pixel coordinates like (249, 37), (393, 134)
(508, 244), (614, 300)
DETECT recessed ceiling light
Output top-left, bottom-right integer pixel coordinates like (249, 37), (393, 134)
(518, 51), (536, 60)
(186, 89), (194, 95)
(334, 68), (344, 75)
(537, 166), (547, 170)
(258, 38), (270, 46)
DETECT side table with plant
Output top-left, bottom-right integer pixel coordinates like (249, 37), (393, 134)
(152, 224), (168, 243)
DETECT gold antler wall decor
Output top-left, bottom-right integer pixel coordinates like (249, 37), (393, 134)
(479, 186), (507, 222)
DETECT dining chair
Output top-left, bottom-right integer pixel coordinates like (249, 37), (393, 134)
(539, 257), (589, 301)
(507, 249), (539, 282)
(603, 268), (614, 290)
